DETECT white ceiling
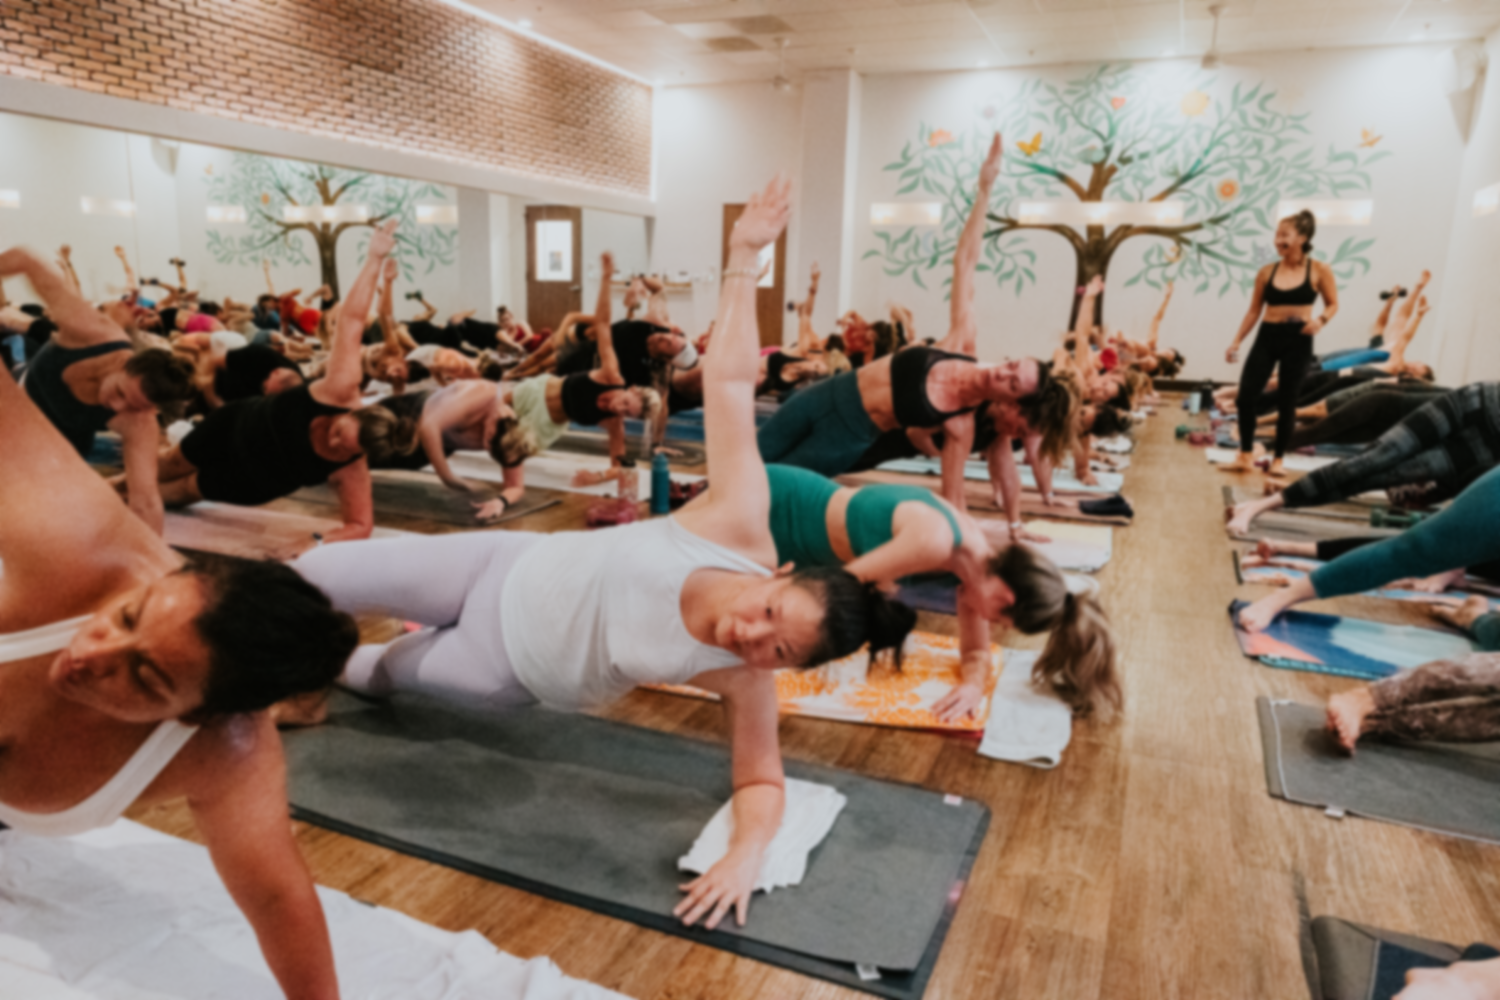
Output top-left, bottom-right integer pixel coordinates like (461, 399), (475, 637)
(467, 0), (1500, 86)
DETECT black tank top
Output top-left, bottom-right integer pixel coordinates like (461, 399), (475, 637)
(22, 340), (133, 455)
(1263, 261), (1318, 307)
(220, 385), (354, 493)
(763, 351), (798, 395)
(560, 373), (617, 426)
(890, 345), (977, 428)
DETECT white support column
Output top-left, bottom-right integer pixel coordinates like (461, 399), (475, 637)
(795, 69), (862, 342)
(456, 186), (491, 312)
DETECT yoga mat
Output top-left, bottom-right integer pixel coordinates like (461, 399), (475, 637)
(552, 428), (707, 465)
(1222, 487), (1401, 544)
(1230, 601), (1478, 680)
(283, 692), (988, 999)
(650, 631), (999, 734)
(1307, 917), (1499, 1000)
(839, 470), (1130, 526)
(292, 471), (562, 527)
(1226, 486), (1374, 525)
(876, 456), (1122, 495)
(165, 502), (408, 562)
(0, 820), (627, 1000)
(447, 449), (704, 500)
(1206, 446), (1335, 471)
(1236, 554), (1500, 609)
(1257, 697), (1500, 845)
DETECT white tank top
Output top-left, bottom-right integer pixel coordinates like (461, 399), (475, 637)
(500, 517), (770, 711)
(0, 616), (198, 837)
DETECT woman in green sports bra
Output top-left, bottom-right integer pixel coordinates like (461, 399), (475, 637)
(728, 464), (1120, 720)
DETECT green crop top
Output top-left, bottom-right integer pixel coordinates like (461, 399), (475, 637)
(765, 464), (963, 570)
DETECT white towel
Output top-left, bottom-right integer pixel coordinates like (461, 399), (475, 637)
(1095, 435), (1133, 454)
(447, 449), (704, 500)
(978, 650), (1073, 769)
(678, 779), (847, 893)
(0, 820), (629, 1000)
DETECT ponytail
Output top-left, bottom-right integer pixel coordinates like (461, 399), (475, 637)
(789, 566), (917, 667)
(1282, 209), (1316, 253)
(1032, 591), (1120, 719)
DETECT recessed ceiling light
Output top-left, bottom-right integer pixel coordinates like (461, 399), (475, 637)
(519, 18), (532, 28)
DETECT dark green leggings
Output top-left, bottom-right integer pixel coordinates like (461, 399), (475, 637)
(757, 372), (882, 477)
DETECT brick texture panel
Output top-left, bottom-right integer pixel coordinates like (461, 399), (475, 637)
(0, 0), (653, 197)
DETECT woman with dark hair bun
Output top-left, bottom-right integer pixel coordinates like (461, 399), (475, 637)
(1223, 209), (1340, 475)
(0, 339), (358, 997)
(295, 176), (913, 934)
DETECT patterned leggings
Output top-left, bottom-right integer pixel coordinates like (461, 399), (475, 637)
(1282, 383), (1500, 509)
(1366, 653), (1500, 742)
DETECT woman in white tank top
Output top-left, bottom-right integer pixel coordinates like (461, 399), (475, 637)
(295, 177), (916, 934)
(0, 242), (372, 998)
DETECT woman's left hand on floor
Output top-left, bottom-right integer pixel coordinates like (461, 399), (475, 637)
(674, 848), (761, 930)
(932, 682), (985, 723)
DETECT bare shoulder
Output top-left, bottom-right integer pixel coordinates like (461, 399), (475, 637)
(160, 712), (283, 801)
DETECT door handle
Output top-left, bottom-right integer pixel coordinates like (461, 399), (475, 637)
(569, 285), (581, 292)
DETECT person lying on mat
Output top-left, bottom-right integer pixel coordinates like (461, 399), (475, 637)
(0, 351), (357, 999)
(124, 221), (414, 551)
(757, 263), (829, 397)
(1226, 381), (1500, 537)
(293, 176), (914, 932)
(1324, 653), (1500, 752)
(757, 135), (1077, 510)
(1235, 465), (1500, 633)
(688, 463), (1120, 720)
(0, 246), (196, 535)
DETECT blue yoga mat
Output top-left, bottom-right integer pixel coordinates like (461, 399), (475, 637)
(1229, 600), (1478, 680)
(1238, 557), (1500, 609)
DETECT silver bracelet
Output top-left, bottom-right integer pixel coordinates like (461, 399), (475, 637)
(722, 267), (761, 280)
(1009, 521), (1024, 532)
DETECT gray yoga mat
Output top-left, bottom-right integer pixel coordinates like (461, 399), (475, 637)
(291, 475), (561, 526)
(1307, 916), (1467, 1000)
(282, 691), (988, 998)
(1224, 487), (1401, 544)
(553, 429), (707, 465)
(1256, 697), (1500, 844)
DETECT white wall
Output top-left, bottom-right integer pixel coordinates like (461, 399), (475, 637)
(582, 207), (652, 316)
(650, 82), (805, 339)
(852, 47), (1471, 381)
(1436, 32), (1500, 385)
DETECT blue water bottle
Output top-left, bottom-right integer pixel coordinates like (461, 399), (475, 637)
(651, 451), (671, 515)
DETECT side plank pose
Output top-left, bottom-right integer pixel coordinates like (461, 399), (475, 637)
(0, 357), (357, 999)
(758, 263), (830, 395)
(142, 222), (414, 549)
(2, 247), (195, 533)
(756, 135), (1074, 509)
(294, 176), (911, 931)
(1223, 210), (1340, 474)
(745, 463), (1119, 719)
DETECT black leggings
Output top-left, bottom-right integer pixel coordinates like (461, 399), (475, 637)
(1238, 321), (1315, 458)
(1286, 390), (1434, 451)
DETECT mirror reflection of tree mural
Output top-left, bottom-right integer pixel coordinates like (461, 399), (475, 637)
(869, 63), (1391, 324)
(204, 153), (457, 298)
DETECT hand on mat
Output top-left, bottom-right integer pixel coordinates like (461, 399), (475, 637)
(1397, 958), (1500, 1000)
(932, 682), (984, 723)
(675, 848), (760, 930)
(472, 498), (508, 522)
(571, 469), (615, 488)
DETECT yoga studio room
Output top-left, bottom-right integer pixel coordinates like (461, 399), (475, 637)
(8, 0), (1500, 996)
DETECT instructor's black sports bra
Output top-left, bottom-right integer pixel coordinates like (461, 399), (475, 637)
(890, 345), (978, 428)
(1263, 261), (1318, 307)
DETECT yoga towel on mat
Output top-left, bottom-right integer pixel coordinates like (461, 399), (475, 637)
(978, 650), (1072, 769)
(652, 631), (1001, 734)
(1257, 697), (1500, 845)
(1307, 916), (1499, 1000)
(0, 820), (627, 1000)
(679, 779), (848, 893)
(1230, 601), (1477, 680)
(283, 691), (988, 999)
(292, 471), (561, 526)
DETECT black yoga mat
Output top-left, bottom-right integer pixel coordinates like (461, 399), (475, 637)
(1256, 697), (1500, 844)
(553, 429), (708, 465)
(282, 691), (988, 999)
(292, 474), (561, 527)
(1306, 916), (1499, 1000)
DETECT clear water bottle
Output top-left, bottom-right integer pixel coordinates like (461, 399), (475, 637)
(650, 451), (671, 515)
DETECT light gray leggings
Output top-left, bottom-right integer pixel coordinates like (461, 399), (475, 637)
(293, 531), (541, 710)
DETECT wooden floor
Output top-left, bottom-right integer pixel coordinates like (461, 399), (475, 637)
(130, 401), (1500, 999)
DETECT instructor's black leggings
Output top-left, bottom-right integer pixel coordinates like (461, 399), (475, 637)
(1238, 320), (1314, 459)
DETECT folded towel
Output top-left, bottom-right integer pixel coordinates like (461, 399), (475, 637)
(978, 650), (1073, 769)
(679, 779), (847, 893)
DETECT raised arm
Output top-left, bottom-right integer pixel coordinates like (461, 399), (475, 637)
(794, 263), (821, 355)
(937, 133), (1002, 357)
(1073, 276), (1104, 388)
(309, 220), (396, 408)
(57, 245), (83, 296)
(262, 258), (276, 298)
(1372, 286), (1399, 341)
(1383, 271), (1429, 367)
(592, 252), (620, 383)
(674, 175), (791, 558)
(0, 248), (128, 348)
(1147, 281), (1173, 350)
(113, 245), (138, 294)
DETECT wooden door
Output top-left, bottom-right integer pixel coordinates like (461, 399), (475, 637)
(722, 203), (787, 348)
(524, 205), (583, 334)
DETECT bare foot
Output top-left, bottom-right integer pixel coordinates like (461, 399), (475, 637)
(1226, 499), (1262, 536)
(1220, 452), (1255, 473)
(1266, 457), (1285, 477)
(1237, 583), (1303, 631)
(1325, 687), (1376, 753)
(270, 687), (331, 728)
(1428, 595), (1491, 633)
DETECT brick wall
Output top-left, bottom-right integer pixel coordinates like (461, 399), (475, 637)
(0, 0), (653, 197)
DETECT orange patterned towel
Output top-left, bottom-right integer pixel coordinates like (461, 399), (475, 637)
(647, 632), (1000, 733)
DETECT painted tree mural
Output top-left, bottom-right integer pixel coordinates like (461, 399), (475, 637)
(868, 63), (1391, 324)
(204, 153), (457, 299)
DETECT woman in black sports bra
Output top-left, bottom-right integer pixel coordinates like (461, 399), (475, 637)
(758, 135), (1079, 510)
(1224, 210), (1341, 474)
